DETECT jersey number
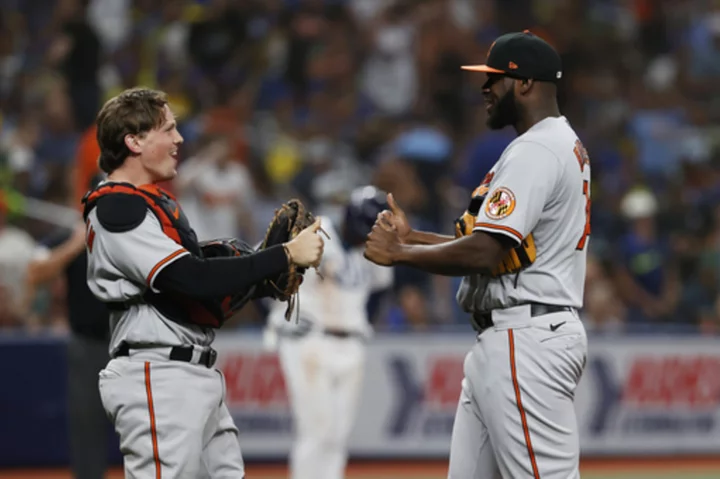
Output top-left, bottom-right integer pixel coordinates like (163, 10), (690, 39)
(574, 140), (591, 251)
(576, 180), (591, 250)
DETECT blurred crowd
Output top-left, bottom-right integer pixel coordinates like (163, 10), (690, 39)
(0, 0), (719, 334)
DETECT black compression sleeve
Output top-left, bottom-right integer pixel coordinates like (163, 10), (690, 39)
(153, 245), (288, 298)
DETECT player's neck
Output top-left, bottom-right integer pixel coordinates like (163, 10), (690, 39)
(515, 105), (561, 135)
(107, 162), (155, 187)
(107, 170), (153, 186)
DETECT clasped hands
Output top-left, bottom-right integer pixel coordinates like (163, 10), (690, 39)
(363, 193), (408, 267)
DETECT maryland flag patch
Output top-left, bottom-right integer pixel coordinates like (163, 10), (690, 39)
(485, 187), (516, 220)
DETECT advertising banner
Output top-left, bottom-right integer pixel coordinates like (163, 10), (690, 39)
(575, 336), (720, 455)
(2, 332), (718, 466)
(213, 333), (720, 458)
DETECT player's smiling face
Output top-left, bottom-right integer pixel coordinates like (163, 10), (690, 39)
(483, 73), (519, 130)
(136, 105), (183, 182)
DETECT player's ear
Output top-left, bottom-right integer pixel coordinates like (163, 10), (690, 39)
(517, 78), (533, 95)
(124, 133), (143, 155)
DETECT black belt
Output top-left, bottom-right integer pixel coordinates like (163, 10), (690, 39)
(472, 303), (574, 332)
(114, 342), (218, 368)
(283, 327), (363, 340)
(322, 328), (361, 339)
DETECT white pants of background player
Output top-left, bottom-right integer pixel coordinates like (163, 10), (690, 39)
(98, 348), (245, 478)
(278, 333), (365, 479)
(448, 305), (587, 479)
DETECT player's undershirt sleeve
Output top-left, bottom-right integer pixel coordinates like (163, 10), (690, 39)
(100, 212), (190, 293)
(473, 141), (561, 245)
(154, 246), (289, 298)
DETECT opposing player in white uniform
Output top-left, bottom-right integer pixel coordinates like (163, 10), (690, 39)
(365, 31), (590, 478)
(264, 186), (393, 479)
(83, 87), (324, 478)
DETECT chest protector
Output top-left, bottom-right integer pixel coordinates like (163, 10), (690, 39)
(82, 182), (247, 329)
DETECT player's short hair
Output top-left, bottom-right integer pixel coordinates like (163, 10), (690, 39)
(96, 87), (169, 174)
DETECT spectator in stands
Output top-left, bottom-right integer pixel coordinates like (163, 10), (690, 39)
(0, 194), (37, 328)
(695, 202), (720, 331)
(383, 284), (433, 332)
(279, 0), (329, 106)
(72, 124), (102, 206)
(35, 77), (80, 195)
(0, 112), (40, 194)
(46, 0), (102, 131)
(187, 0), (247, 89)
(175, 134), (256, 242)
(613, 188), (681, 323)
(359, 2), (419, 117)
(582, 254), (626, 331)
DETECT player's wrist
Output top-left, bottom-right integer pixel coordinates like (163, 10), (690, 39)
(282, 243), (295, 264)
(393, 243), (411, 265)
(403, 228), (419, 244)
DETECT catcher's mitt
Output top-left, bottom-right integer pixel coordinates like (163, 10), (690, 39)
(259, 199), (322, 320)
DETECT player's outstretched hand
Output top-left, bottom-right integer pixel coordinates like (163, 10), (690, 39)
(364, 219), (402, 266)
(377, 193), (411, 242)
(285, 218), (325, 268)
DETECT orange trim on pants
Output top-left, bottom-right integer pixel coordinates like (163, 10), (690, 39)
(508, 330), (541, 479)
(144, 362), (162, 479)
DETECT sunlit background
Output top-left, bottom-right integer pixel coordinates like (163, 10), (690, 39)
(1, 0), (719, 477)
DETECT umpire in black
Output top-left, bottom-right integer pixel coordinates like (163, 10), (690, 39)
(26, 178), (110, 479)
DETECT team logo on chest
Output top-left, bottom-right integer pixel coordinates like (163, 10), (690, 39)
(485, 187), (516, 219)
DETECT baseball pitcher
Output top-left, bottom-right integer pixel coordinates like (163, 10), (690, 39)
(264, 186), (393, 479)
(84, 87), (325, 478)
(365, 32), (590, 479)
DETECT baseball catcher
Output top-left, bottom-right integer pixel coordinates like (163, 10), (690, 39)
(84, 87), (325, 479)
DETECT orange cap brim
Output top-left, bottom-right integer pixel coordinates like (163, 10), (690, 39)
(461, 65), (506, 74)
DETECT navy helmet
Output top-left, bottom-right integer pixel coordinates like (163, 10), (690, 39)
(342, 186), (388, 247)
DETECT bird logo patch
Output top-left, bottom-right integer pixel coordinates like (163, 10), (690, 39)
(485, 187), (516, 219)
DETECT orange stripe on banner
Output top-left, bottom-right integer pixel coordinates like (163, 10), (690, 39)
(144, 362), (161, 479)
(474, 223), (524, 242)
(146, 249), (186, 286)
(508, 330), (541, 479)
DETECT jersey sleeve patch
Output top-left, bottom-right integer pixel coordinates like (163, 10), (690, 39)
(96, 193), (148, 232)
(485, 187), (516, 220)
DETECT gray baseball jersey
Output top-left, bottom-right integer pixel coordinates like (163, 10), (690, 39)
(457, 116), (591, 313)
(85, 209), (213, 354)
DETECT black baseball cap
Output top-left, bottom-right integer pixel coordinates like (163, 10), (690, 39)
(462, 30), (562, 83)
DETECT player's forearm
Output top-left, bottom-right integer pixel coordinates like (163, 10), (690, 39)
(155, 246), (289, 298)
(406, 229), (455, 245)
(27, 243), (83, 285)
(394, 234), (506, 277)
